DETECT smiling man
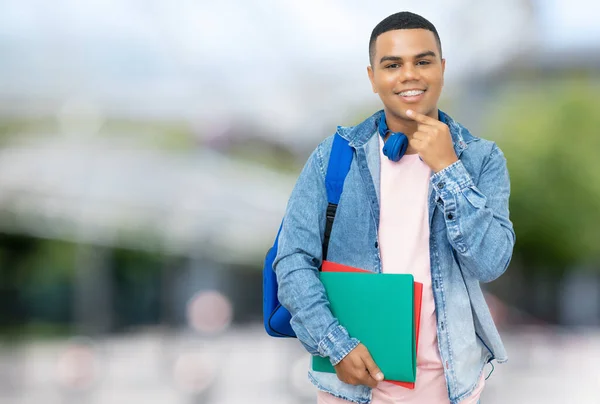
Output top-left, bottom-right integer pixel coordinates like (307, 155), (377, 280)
(274, 11), (515, 404)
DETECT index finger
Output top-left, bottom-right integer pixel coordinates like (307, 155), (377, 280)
(406, 109), (437, 125)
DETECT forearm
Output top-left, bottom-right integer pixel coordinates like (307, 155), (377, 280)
(275, 253), (359, 364)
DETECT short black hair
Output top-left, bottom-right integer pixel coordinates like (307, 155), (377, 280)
(369, 11), (442, 65)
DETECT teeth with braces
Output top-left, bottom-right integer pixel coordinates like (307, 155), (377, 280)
(399, 90), (424, 96)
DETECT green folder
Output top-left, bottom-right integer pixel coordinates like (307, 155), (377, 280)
(312, 272), (416, 382)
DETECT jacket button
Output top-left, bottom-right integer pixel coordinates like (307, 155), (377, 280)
(437, 182), (445, 189)
(447, 213), (454, 220)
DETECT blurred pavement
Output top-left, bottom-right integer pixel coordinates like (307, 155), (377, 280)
(1, 325), (599, 404)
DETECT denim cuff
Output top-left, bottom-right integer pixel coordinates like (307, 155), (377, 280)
(318, 325), (360, 366)
(431, 160), (474, 201)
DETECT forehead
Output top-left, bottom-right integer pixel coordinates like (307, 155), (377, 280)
(373, 29), (439, 58)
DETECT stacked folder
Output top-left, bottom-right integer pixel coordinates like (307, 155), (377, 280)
(312, 261), (423, 389)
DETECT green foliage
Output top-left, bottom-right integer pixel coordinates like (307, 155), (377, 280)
(25, 240), (78, 284)
(486, 79), (600, 271)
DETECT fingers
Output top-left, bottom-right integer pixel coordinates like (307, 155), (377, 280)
(334, 344), (382, 388)
(337, 363), (375, 387)
(412, 131), (429, 142)
(415, 124), (436, 134)
(350, 368), (378, 388)
(406, 109), (437, 125)
(363, 372), (379, 389)
(410, 131), (428, 152)
(361, 349), (384, 384)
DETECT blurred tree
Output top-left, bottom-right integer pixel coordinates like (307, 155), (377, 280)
(111, 248), (163, 330)
(486, 78), (600, 276)
(0, 234), (39, 336)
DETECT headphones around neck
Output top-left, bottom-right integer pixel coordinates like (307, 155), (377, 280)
(378, 113), (408, 162)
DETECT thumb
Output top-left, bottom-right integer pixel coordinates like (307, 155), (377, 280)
(361, 349), (384, 382)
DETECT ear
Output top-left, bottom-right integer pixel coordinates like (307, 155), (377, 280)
(441, 58), (446, 87)
(367, 65), (377, 94)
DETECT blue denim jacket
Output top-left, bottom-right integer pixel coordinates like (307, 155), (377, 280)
(274, 110), (515, 404)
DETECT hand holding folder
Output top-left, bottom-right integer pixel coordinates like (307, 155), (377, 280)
(312, 261), (423, 389)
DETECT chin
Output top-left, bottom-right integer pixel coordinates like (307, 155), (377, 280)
(409, 106), (436, 118)
(386, 105), (433, 120)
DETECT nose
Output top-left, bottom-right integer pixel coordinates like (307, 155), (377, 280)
(399, 64), (420, 82)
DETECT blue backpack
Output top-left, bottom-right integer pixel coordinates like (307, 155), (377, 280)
(263, 134), (354, 337)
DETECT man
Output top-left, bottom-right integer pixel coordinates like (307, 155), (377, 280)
(274, 11), (514, 404)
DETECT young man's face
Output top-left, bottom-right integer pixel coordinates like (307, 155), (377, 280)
(367, 28), (445, 123)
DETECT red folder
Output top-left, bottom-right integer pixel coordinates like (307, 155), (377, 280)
(322, 260), (423, 389)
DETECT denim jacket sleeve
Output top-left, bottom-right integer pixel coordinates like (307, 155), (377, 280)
(430, 143), (515, 283)
(273, 140), (360, 365)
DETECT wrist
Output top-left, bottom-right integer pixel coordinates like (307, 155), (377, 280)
(433, 157), (458, 173)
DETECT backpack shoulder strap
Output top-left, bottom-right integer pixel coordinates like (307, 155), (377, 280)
(325, 134), (353, 204)
(322, 134), (353, 261)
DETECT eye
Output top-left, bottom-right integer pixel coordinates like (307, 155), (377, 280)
(386, 63), (400, 69)
(417, 60), (431, 66)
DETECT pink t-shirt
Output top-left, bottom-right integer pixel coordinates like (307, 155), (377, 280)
(376, 136), (484, 403)
(317, 136), (484, 403)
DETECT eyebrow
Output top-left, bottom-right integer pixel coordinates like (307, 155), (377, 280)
(379, 51), (437, 64)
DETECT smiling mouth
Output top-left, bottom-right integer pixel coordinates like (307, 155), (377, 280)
(397, 89), (426, 96)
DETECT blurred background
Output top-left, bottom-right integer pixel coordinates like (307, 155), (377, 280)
(0, 0), (599, 403)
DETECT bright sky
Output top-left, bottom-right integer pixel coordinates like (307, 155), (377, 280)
(0, 0), (598, 138)
(535, 0), (600, 50)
